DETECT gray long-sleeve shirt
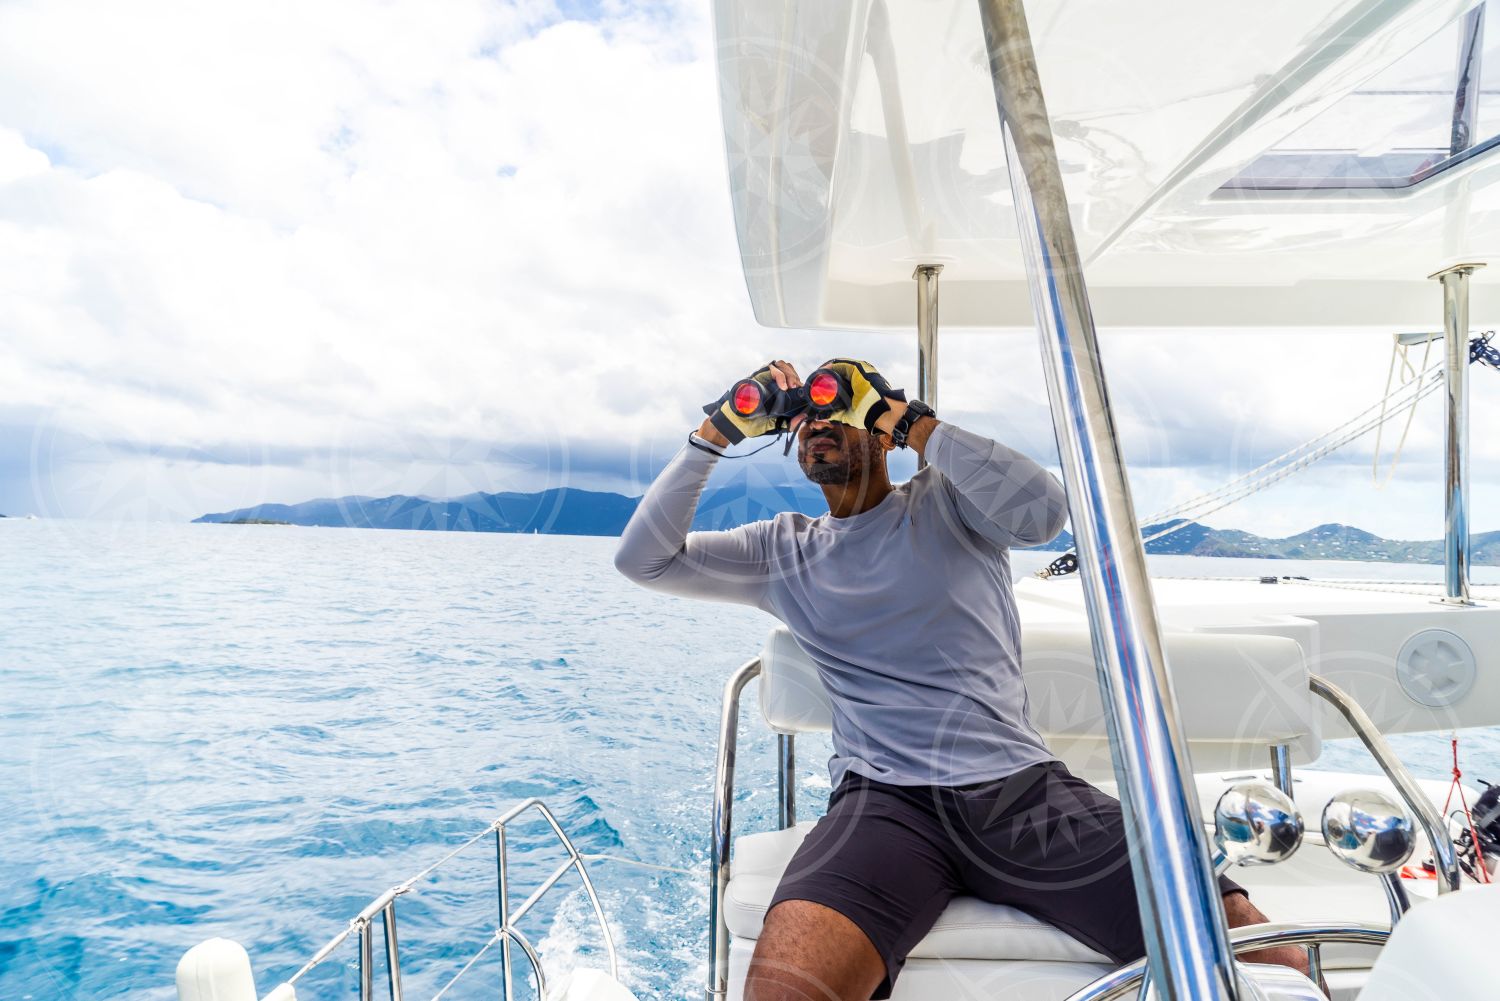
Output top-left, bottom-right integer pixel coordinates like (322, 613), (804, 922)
(614, 423), (1070, 787)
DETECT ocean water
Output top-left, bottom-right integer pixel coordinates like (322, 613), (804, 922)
(2, 520), (1499, 1001)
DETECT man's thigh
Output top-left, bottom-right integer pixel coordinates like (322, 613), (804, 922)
(949, 761), (1245, 964)
(765, 776), (960, 999)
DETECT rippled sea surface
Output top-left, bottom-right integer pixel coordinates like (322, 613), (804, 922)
(3, 521), (1499, 1000)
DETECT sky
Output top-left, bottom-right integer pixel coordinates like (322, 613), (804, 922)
(1, 0), (1498, 540)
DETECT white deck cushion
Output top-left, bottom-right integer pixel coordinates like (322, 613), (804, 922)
(725, 824), (1112, 964)
(758, 625), (1320, 777)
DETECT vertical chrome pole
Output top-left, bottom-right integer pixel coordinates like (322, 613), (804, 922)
(358, 919), (374, 1001)
(496, 827), (514, 1001)
(1452, 5), (1486, 155)
(1268, 745), (1293, 800)
(977, 3), (1238, 999)
(708, 659), (762, 1000)
(382, 901), (404, 1001)
(1381, 872), (1411, 927)
(777, 733), (796, 830)
(915, 265), (942, 471)
(1431, 263), (1483, 605)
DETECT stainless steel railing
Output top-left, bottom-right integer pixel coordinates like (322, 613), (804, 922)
(1308, 674), (1462, 894)
(1063, 922), (1391, 1001)
(271, 797), (617, 1001)
(708, 658), (762, 1001)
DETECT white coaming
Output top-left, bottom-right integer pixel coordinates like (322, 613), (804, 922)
(714, 0), (1500, 330)
(1015, 575), (1500, 742)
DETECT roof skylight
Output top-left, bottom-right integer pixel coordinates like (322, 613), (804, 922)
(1220, 4), (1499, 192)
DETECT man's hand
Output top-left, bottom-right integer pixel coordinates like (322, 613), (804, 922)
(812, 359), (904, 433)
(699, 360), (802, 446)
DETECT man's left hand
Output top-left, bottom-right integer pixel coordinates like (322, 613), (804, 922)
(813, 359), (906, 434)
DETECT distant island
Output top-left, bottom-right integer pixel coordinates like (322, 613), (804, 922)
(195, 485), (1500, 564)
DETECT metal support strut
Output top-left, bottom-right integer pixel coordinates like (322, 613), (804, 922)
(915, 265), (943, 405)
(777, 733), (796, 830)
(1431, 262), (1484, 605)
(708, 659), (763, 1000)
(977, 3), (1239, 1000)
(915, 264), (942, 470)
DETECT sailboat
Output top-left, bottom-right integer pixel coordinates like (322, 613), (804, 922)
(174, 2), (1500, 1000)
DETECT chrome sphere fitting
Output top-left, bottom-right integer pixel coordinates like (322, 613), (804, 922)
(1321, 789), (1416, 875)
(1214, 781), (1304, 866)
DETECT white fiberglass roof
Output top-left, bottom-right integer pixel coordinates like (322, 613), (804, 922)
(714, 0), (1500, 330)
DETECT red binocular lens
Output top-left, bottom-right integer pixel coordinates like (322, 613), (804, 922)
(731, 380), (764, 416)
(806, 370), (840, 409)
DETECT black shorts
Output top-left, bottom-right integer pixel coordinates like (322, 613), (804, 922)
(767, 761), (1246, 998)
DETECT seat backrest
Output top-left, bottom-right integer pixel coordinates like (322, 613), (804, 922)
(757, 624), (1320, 779)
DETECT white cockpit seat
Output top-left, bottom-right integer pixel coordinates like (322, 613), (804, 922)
(725, 822), (1386, 973)
(759, 624), (1320, 783)
(737, 625), (1339, 980)
(726, 822), (1112, 964)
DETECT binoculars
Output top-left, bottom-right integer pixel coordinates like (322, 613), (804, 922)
(726, 367), (851, 423)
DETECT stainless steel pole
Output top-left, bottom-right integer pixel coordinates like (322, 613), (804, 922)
(708, 659), (762, 1000)
(777, 733), (796, 830)
(1431, 263), (1483, 605)
(977, 2), (1238, 999)
(382, 901), (404, 1001)
(915, 265), (942, 471)
(1268, 744), (1293, 800)
(497, 827), (514, 1001)
(358, 919), (374, 1001)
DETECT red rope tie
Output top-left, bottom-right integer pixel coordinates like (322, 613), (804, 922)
(1443, 735), (1491, 883)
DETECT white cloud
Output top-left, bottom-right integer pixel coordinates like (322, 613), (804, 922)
(1, 0), (1497, 538)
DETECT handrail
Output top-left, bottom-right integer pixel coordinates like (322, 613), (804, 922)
(708, 658), (763, 1001)
(1307, 674), (1462, 893)
(1064, 922), (1391, 1001)
(269, 797), (617, 1001)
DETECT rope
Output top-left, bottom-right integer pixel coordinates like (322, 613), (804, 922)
(1139, 373), (1444, 547)
(1144, 363), (1441, 528)
(1442, 735), (1491, 884)
(1038, 333), (1495, 578)
(1372, 336), (1433, 488)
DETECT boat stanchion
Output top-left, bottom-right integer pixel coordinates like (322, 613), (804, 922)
(359, 916), (374, 1001)
(1430, 261), (1485, 606)
(708, 658), (763, 1000)
(382, 900), (404, 1001)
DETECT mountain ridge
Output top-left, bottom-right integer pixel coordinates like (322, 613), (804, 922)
(195, 490), (1500, 564)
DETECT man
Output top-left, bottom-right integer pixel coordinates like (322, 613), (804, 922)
(616, 359), (1310, 1000)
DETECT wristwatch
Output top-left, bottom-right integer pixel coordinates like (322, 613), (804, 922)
(889, 399), (936, 448)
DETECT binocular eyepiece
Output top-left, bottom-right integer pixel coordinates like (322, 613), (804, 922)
(730, 367), (850, 422)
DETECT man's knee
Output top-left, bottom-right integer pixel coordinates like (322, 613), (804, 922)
(745, 899), (886, 1001)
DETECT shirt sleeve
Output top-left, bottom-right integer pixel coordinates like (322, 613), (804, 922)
(613, 442), (773, 607)
(923, 423), (1069, 549)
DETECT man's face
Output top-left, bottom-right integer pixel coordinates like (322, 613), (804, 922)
(796, 419), (882, 486)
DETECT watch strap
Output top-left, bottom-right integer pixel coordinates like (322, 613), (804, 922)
(890, 400), (935, 448)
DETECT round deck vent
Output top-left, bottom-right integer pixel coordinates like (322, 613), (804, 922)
(1395, 628), (1476, 708)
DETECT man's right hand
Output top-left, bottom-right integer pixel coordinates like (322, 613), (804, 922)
(700, 360), (802, 445)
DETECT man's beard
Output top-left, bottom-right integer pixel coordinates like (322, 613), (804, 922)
(802, 454), (852, 485)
